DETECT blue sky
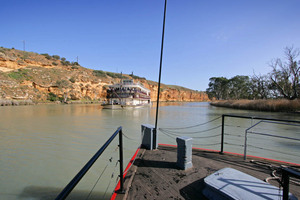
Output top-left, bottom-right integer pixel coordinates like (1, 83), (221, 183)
(1, 0), (300, 91)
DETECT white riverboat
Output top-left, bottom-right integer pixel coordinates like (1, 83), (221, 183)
(102, 79), (151, 109)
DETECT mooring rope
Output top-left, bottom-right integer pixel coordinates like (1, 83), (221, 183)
(160, 129), (221, 146)
(123, 132), (138, 141)
(160, 116), (222, 130)
(250, 160), (300, 186)
(193, 142), (221, 146)
(159, 128), (221, 137)
(160, 130), (176, 139)
(159, 125), (221, 134)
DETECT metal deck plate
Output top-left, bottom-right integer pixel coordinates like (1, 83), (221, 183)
(203, 168), (297, 200)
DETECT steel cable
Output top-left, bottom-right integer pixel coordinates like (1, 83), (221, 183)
(102, 160), (119, 199)
(224, 142), (244, 147)
(247, 144), (300, 158)
(86, 145), (119, 200)
(85, 158), (111, 200)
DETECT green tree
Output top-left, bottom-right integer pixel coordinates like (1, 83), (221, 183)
(206, 77), (229, 100)
(228, 75), (250, 99)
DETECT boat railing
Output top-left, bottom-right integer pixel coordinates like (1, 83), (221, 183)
(220, 114), (300, 200)
(220, 114), (300, 155)
(55, 126), (125, 200)
(158, 113), (300, 199)
(282, 167), (300, 200)
(243, 120), (300, 160)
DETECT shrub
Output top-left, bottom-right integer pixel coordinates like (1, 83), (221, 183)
(0, 48), (5, 54)
(93, 70), (107, 77)
(21, 52), (29, 60)
(106, 72), (126, 79)
(41, 53), (52, 60)
(7, 69), (31, 80)
(56, 80), (70, 89)
(8, 71), (23, 80)
(71, 61), (79, 66)
(129, 74), (146, 80)
(52, 62), (58, 66)
(47, 92), (57, 101)
(61, 60), (70, 66)
(61, 57), (66, 61)
(52, 55), (60, 60)
(69, 77), (76, 83)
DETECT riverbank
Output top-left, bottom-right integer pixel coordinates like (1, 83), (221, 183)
(0, 99), (103, 106)
(210, 99), (300, 112)
(0, 99), (209, 106)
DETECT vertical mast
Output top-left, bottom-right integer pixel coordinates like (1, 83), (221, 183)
(155, 0), (167, 132)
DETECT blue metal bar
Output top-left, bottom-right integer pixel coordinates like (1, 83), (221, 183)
(220, 115), (225, 154)
(117, 129), (125, 194)
(247, 131), (300, 141)
(56, 126), (123, 200)
(222, 114), (300, 124)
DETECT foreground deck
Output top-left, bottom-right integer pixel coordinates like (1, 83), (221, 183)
(115, 145), (300, 200)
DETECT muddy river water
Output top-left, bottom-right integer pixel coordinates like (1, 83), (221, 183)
(1, 102), (299, 199)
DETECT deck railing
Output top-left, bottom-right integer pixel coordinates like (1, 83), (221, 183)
(55, 126), (125, 200)
(220, 114), (300, 154)
(220, 114), (300, 200)
(282, 167), (300, 200)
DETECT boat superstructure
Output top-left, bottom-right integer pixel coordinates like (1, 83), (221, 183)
(103, 79), (151, 109)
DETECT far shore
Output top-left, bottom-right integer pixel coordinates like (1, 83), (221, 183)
(210, 99), (300, 112)
(0, 99), (209, 107)
(0, 99), (103, 106)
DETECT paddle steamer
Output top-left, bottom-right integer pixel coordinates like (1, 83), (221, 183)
(103, 79), (151, 109)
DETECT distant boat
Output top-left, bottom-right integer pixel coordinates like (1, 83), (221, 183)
(102, 79), (151, 109)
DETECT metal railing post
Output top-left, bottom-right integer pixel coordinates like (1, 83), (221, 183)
(55, 127), (123, 200)
(220, 115), (225, 154)
(282, 169), (290, 200)
(244, 130), (248, 160)
(118, 129), (125, 194)
(281, 167), (300, 200)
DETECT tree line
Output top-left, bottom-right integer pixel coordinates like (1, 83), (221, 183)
(206, 46), (300, 100)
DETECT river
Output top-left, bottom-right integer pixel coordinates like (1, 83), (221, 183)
(0, 102), (299, 199)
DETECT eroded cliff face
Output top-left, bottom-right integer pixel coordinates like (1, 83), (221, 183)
(141, 80), (209, 102)
(0, 48), (208, 102)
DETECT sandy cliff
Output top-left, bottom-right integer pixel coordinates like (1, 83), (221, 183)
(0, 47), (209, 102)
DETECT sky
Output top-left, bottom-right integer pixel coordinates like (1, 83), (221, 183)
(1, 0), (300, 91)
